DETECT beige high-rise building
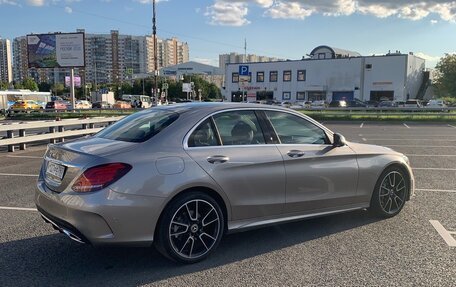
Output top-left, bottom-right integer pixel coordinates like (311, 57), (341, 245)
(82, 31), (189, 85)
(0, 38), (12, 84)
(159, 37), (189, 68)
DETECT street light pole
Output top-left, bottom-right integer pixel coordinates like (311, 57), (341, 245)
(153, 0), (158, 102)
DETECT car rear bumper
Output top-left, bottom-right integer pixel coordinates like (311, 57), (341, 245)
(35, 180), (166, 246)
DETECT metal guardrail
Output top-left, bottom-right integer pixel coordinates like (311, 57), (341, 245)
(0, 116), (123, 152)
(299, 107), (456, 112)
(7, 108), (140, 115)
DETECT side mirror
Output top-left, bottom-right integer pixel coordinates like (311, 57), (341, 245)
(333, 133), (347, 147)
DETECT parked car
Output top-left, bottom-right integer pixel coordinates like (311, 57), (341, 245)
(365, 100), (379, 107)
(11, 100), (43, 110)
(378, 101), (398, 108)
(395, 101), (406, 108)
(310, 100), (328, 108)
(347, 99), (368, 108)
(278, 101), (292, 108)
(289, 103), (304, 110)
(404, 99), (423, 108)
(92, 101), (111, 109)
(425, 100), (446, 108)
(46, 101), (68, 110)
(329, 100), (347, 108)
(36, 103), (414, 263)
(75, 100), (91, 109)
(112, 101), (131, 109)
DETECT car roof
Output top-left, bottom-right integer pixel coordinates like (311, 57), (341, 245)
(152, 102), (294, 115)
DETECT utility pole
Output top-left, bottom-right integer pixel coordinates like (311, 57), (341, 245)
(153, 0), (158, 103)
(244, 38), (247, 63)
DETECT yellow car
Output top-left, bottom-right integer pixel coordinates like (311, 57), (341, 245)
(11, 100), (43, 110)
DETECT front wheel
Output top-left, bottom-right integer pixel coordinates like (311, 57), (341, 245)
(155, 192), (224, 263)
(370, 166), (409, 218)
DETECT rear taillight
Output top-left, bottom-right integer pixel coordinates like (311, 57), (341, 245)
(72, 163), (132, 192)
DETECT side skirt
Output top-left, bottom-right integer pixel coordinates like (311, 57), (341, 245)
(227, 203), (370, 233)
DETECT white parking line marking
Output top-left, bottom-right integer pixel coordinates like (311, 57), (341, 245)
(403, 123), (410, 128)
(360, 123), (364, 128)
(0, 206), (37, 211)
(430, 220), (456, 247)
(0, 173), (39, 177)
(362, 138), (367, 142)
(413, 168), (456, 171)
(416, 188), (456, 193)
(6, 155), (43, 159)
(448, 124), (456, 129)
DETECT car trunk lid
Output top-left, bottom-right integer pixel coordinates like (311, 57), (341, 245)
(43, 137), (136, 192)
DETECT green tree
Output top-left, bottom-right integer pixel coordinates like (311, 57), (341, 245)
(22, 78), (39, 91)
(434, 54), (456, 98)
(52, 83), (65, 96)
(0, 82), (9, 90)
(38, 82), (51, 92)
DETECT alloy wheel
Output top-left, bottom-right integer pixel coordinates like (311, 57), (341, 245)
(378, 171), (407, 214)
(168, 199), (221, 259)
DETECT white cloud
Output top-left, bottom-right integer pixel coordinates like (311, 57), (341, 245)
(415, 52), (443, 68)
(430, 19), (438, 24)
(0, 0), (19, 5)
(205, 1), (250, 26)
(266, 2), (313, 20)
(27, 0), (45, 6)
(209, 0), (456, 23)
(64, 5), (72, 13)
(415, 52), (441, 62)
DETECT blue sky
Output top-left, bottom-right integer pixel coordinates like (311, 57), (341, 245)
(1, 0), (455, 68)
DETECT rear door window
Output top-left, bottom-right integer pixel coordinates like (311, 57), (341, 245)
(188, 119), (220, 147)
(212, 110), (266, 145)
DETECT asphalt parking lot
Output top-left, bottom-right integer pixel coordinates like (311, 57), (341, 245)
(0, 121), (455, 286)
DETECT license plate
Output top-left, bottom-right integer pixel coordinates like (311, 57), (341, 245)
(46, 161), (65, 180)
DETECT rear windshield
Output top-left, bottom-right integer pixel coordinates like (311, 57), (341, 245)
(95, 110), (179, 142)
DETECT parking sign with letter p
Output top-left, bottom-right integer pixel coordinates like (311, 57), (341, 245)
(239, 65), (249, 76)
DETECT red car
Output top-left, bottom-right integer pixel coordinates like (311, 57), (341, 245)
(46, 101), (68, 110)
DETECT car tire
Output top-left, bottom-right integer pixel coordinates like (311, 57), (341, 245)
(369, 166), (409, 218)
(155, 192), (225, 264)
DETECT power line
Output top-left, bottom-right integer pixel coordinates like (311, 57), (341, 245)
(45, 3), (289, 60)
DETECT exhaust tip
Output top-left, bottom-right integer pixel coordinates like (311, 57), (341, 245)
(61, 229), (85, 244)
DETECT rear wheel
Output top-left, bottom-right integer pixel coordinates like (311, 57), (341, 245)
(370, 166), (409, 218)
(155, 192), (224, 263)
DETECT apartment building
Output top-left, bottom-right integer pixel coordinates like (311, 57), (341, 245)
(219, 52), (282, 69)
(12, 30), (189, 87)
(0, 38), (13, 83)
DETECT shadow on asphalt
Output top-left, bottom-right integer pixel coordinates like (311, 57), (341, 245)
(0, 210), (381, 286)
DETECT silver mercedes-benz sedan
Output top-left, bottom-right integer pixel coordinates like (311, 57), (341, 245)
(36, 103), (414, 263)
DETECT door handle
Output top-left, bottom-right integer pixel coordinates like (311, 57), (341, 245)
(287, 150), (305, 158)
(207, 155), (230, 164)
